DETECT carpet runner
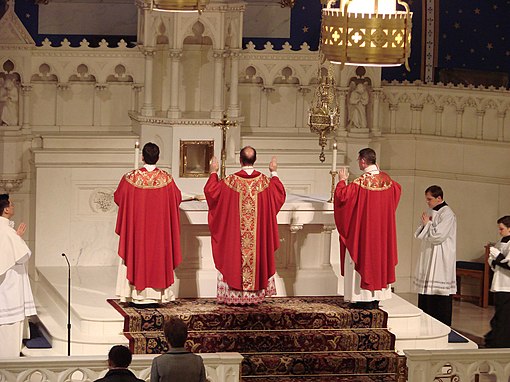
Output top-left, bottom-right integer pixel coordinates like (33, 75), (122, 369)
(108, 296), (405, 381)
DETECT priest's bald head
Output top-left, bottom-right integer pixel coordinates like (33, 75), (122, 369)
(142, 142), (160, 165)
(240, 146), (257, 166)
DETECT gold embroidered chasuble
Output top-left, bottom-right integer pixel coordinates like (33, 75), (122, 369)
(224, 174), (270, 290)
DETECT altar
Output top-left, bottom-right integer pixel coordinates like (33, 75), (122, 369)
(175, 193), (340, 298)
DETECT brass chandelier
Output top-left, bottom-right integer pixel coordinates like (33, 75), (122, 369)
(321, 0), (412, 69)
(148, 0), (209, 13)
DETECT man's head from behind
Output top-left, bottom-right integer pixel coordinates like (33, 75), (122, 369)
(108, 345), (132, 369)
(163, 317), (188, 348)
(357, 148), (376, 170)
(142, 142), (160, 165)
(240, 146), (257, 167)
(0, 194), (12, 218)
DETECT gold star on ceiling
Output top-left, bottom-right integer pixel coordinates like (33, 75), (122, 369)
(454, 22), (460, 29)
(487, 42), (493, 50)
(474, 8), (481, 14)
(302, 26), (309, 33)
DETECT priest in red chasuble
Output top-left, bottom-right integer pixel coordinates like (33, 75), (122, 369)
(334, 148), (401, 309)
(114, 142), (182, 305)
(204, 146), (286, 305)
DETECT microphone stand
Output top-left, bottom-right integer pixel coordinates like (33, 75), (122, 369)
(61, 253), (71, 356)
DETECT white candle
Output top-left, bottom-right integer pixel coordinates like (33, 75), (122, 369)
(332, 142), (337, 172)
(134, 141), (140, 169)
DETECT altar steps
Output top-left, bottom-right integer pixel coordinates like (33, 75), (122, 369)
(110, 297), (404, 381)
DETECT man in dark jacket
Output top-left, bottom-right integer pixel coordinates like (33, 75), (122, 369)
(94, 345), (144, 382)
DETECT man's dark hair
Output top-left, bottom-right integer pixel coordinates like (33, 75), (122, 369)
(0, 194), (10, 216)
(163, 317), (188, 348)
(358, 148), (376, 165)
(425, 185), (443, 199)
(108, 345), (132, 368)
(142, 142), (160, 165)
(497, 216), (510, 228)
(240, 146), (257, 166)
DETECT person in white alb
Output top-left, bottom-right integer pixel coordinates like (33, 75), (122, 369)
(413, 185), (457, 326)
(0, 194), (37, 358)
(484, 215), (510, 348)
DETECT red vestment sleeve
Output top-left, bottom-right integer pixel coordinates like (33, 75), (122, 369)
(334, 173), (401, 291)
(204, 171), (286, 291)
(114, 169), (182, 290)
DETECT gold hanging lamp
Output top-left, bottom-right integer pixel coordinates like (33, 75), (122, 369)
(321, 0), (412, 70)
(308, 59), (340, 163)
(148, 0), (209, 13)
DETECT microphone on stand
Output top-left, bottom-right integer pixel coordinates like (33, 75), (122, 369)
(61, 253), (71, 356)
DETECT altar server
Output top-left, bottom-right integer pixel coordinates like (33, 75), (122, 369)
(334, 148), (401, 309)
(0, 194), (37, 358)
(484, 215), (510, 348)
(204, 146), (286, 305)
(115, 142), (182, 305)
(414, 185), (457, 326)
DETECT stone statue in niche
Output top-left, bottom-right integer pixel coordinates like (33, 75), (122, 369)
(0, 76), (19, 126)
(347, 66), (371, 130)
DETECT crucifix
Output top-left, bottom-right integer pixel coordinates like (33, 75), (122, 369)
(212, 114), (238, 179)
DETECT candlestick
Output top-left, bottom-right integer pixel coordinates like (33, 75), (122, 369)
(332, 142), (337, 172)
(134, 141), (140, 170)
(327, 170), (338, 203)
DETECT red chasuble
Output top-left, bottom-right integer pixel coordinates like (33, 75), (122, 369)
(114, 168), (182, 291)
(204, 171), (286, 291)
(334, 171), (401, 291)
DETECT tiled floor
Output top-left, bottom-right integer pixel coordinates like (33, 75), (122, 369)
(398, 293), (495, 346)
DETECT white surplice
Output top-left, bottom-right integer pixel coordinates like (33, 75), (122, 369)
(0, 216), (37, 358)
(413, 204), (457, 295)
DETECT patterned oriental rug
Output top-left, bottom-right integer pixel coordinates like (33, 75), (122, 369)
(108, 296), (405, 381)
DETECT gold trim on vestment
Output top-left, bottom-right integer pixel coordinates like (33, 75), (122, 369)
(353, 172), (392, 191)
(125, 169), (173, 189)
(224, 174), (270, 290)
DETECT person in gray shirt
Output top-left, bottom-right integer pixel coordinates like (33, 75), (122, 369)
(150, 317), (206, 382)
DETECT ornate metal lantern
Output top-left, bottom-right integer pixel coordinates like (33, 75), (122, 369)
(308, 62), (340, 162)
(321, 0), (412, 69)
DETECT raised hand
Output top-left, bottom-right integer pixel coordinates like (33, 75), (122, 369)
(16, 222), (27, 237)
(338, 167), (349, 181)
(269, 156), (277, 172)
(210, 156), (219, 173)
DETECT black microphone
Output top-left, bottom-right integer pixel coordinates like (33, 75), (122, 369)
(62, 253), (71, 356)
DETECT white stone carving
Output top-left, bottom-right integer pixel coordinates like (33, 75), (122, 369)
(89, 188), (115, 213)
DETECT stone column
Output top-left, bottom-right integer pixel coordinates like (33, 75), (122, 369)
(455, 106), (464, 138)
(20, 84), (32, 134)
(93, 83), (108, 126)
(131, 84), (144, 113)
(297, 87), (310, 131)
(227, 50), (240, 118)
(389, 103), (398, 134)
(321, 224), (336, 269)
(260, 87), (275, 128)
(371, 89), (381, 136)
(167, 50), (182, 119)
(476, 109), (485, 140)
(434, 105), (444, 136)
(141, 48), (155, 117)
(337, 89), (348, 134)
(56, 83), (69, 127)
(410, 104), (423, 134)
(289, 224), (304, 269)
(497, 111), (506, 142)
(211, 50), (225, 119)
